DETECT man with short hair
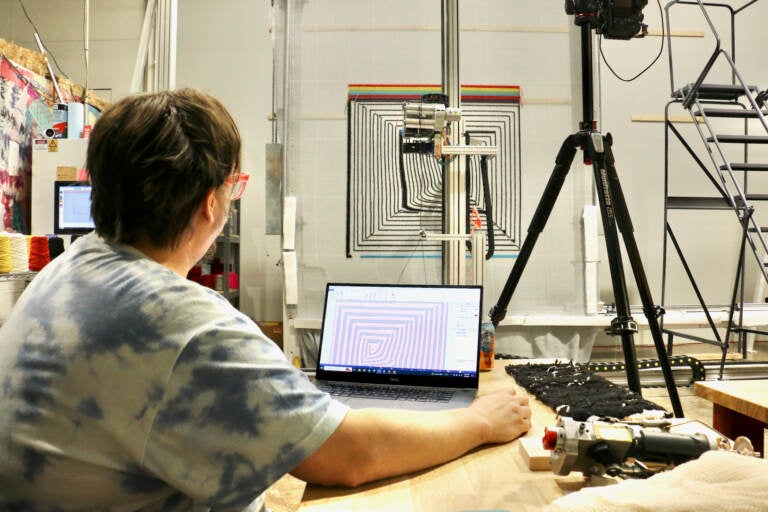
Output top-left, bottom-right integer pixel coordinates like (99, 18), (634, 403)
(0, 88), (531, 511)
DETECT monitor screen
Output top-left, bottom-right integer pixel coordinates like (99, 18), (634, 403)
(54, 181), (95, 235)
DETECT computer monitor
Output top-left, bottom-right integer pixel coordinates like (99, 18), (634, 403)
(53, 181), (95, 235)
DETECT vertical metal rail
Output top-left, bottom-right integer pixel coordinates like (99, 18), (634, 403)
(130, 0), (177, 93)
(281, 0), (293, 197)
(131, 0), (157, 93)
(168, 0), (178, 90)
(155, 0), (165, 91)
(83, 0), (90, 108)
(441, 0), (467, 285)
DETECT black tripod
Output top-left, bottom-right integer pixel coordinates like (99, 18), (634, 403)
(489, 24), (684, 417)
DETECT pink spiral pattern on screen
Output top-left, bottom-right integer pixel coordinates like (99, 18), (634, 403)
(329, 300), (448, 369)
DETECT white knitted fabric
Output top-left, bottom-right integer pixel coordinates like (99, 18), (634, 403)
(545, 450), (768, 512)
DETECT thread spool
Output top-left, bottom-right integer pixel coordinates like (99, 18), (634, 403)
(67, 102), (84, 139)
(29, 236), (51, 271)
(48, 236), (65, 260)
(0, 234), (11, 273)
(8, 233), (28, 272)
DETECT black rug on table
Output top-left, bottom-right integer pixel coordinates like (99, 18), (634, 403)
(505, 362), (667, 421)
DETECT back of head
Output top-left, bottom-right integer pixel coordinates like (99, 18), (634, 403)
(87, 88), (242, 248)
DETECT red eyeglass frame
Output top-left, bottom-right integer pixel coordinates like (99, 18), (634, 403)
(224, 172), (250, 201)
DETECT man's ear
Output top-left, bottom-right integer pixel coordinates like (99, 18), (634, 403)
(201, 189), (217, 224)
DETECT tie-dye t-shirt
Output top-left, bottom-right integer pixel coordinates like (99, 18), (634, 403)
(0, 233), (348, 511)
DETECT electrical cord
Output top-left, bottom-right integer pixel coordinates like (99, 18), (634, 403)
(599, 0), (664, 82)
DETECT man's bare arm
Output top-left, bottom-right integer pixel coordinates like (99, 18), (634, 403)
(291, 388), (531, 487)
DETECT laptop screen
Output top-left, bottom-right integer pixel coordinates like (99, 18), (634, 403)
(317, 283), (482, 386)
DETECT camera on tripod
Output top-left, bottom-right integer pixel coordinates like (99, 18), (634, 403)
(565, 0), (648, 40)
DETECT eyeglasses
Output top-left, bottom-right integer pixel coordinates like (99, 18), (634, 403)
(224, 172), (250, 201)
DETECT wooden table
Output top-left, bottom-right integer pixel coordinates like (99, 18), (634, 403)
(694, 379), (768, 455)
(298, 364), (579, 512)
(295, 366), (731, 511)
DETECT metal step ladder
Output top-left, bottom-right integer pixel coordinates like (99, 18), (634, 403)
(662, 0), (768, 377)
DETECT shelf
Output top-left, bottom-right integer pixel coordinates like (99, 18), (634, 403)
(0, 271), (37, 282)
(215, 202), (240, 309)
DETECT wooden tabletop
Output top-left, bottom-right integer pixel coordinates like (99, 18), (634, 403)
(298, 364), (580, 512)
(694, 379), (768, 423)
(295, 366), (730, 511)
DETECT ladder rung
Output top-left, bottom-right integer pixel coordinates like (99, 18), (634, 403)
(746, 194), (768, 201)
(697, 108), (768, 118)
(707, 135), (768, 144)
(748, 227), (768, 233)
(666, 196), (747, 209)
(720, 163), (768, 171)
(673, 83), (758, 101)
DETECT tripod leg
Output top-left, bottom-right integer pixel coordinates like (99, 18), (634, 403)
(602, 136), (685, 418)
(489, 134), (580, 326)
(585, 134), (642, 394)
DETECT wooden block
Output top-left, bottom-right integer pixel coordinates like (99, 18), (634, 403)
(519, 436), (552, 471)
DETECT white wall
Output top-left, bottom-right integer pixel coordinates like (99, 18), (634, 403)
(0, 0), (278, 322)
(598, 2), (768, 310)
(273, 1), (768, 359)
(175, 0), (277, 321)
(3, 1), (768, 328)
(282, 1), (585, 322)
(0, 0), (145, 101)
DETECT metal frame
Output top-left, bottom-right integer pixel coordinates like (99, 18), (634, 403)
(662, 0), (768, 376)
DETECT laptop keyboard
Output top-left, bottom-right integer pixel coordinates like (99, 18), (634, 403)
(319, 382), (455, 403)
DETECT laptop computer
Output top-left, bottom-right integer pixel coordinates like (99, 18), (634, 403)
(314, 283), (482, 410)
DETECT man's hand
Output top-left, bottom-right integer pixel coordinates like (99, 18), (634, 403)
(470, 388), (532, 444)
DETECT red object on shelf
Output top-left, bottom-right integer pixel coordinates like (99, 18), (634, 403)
(200, 274), (218, 289)
(187, 265), (203, 283)
(211, 257), (224, 274)
(28, 236), (51, 271)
